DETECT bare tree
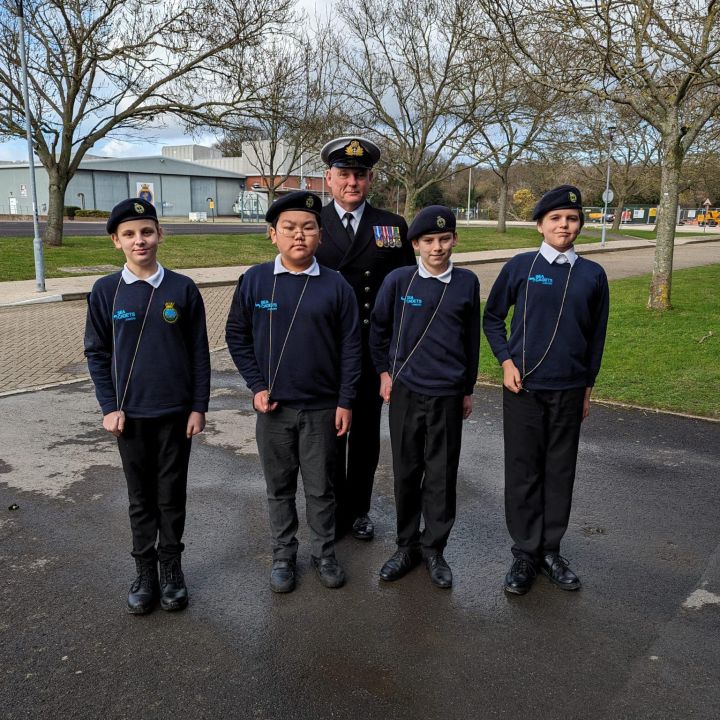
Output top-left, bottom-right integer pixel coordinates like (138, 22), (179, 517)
(0, 0), (292, 245)
(485, 0), (720, 310)
(334, 0), (489, 218)
(210, 23), (341, 203)
(561, 101), (661, 230)
(466, 40), (572, 232)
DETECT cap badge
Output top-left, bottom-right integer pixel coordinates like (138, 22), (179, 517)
(345, 140), (365, 157)
(133, 202), (145, 214)
(569, 191), (577, 203)
(305, 195), (314, 208)
(436, 216), (446, 228)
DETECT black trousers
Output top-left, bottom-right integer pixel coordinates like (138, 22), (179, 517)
(388, 381), (464, 556)
(334, 366), (383, 527)
(256, 406), (337, 560)
(116, 413), (192, 562)
(503, 387), (585, 562)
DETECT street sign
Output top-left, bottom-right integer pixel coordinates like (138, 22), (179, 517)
(602, 189), (614, 203)
(703, 198), (711, 208)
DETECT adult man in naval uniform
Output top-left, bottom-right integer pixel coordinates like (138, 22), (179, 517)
(316, 136), (416, 541)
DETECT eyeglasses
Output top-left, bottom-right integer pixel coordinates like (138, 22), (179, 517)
(275, 227), (320, 238)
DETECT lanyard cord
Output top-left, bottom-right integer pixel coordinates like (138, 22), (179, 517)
(111, 276), (156, 412)
(521, 252), (573, 381)
(267, 273), (311, 398)
(391, 269), (448, 382)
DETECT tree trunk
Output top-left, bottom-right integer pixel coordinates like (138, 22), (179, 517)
(611, 197), (624, 232)
(403, 187), (420, 221)
(44, 171), (69, 247)
(648, 137), (683, 311)
(496, 170), (509, 233)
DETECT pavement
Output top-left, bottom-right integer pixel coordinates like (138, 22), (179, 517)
(1, 359), (719, 719)
(1, 234), (719, 718)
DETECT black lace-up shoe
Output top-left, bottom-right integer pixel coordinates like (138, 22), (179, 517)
(351, 515), (375, 541)
(504, 557), (537, 596)
(270, 558), (296, 593)
(426, 554), (453, 588)
(379, 549), (421, 581)
(541, 554), (582, 591)
(311, 555), (346, 588)
(127, 558), (159, 614)
(159, 556), (189, 611)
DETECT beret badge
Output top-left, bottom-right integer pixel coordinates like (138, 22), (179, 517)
(305, 195), (314, 208)
(345, 140), (365, 157)
(134, 202), (145, 214)
(569, 191), (577, 203)
(436, 216), (446, 229)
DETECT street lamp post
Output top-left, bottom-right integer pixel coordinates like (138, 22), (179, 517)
(15, 0), (45, 291)
(466, 166), (472, 227)
(600, 124), (617, 248)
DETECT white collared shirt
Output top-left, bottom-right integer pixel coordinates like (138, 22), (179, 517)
(418, 259), (453, 284)
(334, 201), (365, 234)
(122, 262), (164, 288)
(273, 254), (320, 276)
(540, 241), (578, 267)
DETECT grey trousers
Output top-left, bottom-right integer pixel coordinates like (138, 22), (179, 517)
(256, 406), (337, 560)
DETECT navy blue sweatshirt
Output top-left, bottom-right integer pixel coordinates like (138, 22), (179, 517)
(483, 252), (609, 390)
(84, 270), (211, 418)
(225, 262), (361, 410)
(370, 266), (481, 396)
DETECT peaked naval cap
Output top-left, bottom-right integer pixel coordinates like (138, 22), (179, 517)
(320, 136), (381, 169)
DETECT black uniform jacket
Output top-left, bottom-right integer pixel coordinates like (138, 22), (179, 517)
(317, 202), (415, 353)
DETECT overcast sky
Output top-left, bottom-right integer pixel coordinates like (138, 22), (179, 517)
(0, 0), (331, 163)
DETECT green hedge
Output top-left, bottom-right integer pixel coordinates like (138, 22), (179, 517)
(75, 209), (110, 218)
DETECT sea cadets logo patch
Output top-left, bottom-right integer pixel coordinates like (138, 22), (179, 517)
(256, 299), (278, 311)
(401, 294), (423, 307)
(568, 191), (577, 203)
(528, 274), (554, 286)
(162, 301), (179, 323)
(305, 194), (314, 208)
(113, 309), (136, 321)
(133, 202), (145, 215)
(345, 140), (364, 157)
(374, 225), (402, 248)
(436, 216), (446, 229)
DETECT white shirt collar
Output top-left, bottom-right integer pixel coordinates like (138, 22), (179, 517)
(334, 201), (365, 228)
(122, 262), (164, 288)
(418, 258), (453, 284)
(273, 254), (320, 276)
(540, 241), (577, 267)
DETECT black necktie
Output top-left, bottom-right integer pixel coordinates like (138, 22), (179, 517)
(343, 212), (355, 244)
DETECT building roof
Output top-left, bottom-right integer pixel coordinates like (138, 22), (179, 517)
(0, 155), (246, 179)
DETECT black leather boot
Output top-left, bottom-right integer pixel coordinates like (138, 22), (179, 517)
(127, 558), (159, 614)
(159, 556), (189, 611)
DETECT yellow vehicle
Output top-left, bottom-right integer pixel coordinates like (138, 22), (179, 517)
(697, 209), (720, 226)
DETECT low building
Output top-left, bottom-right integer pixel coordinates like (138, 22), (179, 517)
(0, 155), (246, 217)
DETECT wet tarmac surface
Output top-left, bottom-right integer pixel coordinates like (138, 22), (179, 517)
(1, 351), (719, 718)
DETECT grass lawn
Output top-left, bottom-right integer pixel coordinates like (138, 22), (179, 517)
(478, 264), (720, 419)
(0, 225), (599, 282)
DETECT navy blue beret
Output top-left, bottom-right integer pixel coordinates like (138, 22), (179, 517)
(408, 205), (456, 241)
(320, 136), (381, 169)
(532, 185), (584, 222)
(106, 197), (157, 234)
(265, 191), (323, 225)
